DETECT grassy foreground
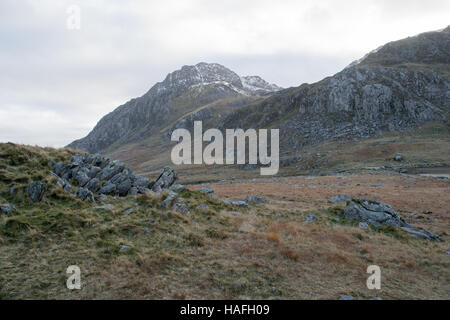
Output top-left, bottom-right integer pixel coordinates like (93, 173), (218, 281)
(0, 142), (449, 299)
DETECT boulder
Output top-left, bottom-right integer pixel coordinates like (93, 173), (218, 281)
(128, 187), (138, 196)
(1, 203), (13, 215)
(161, 190), (178, 208)
(343, 199), (440, 241)
(99, 182), (116, 195)
(88, 166), (102, 179)
(394, 153), (404, 161)
(97, 194), (108, 202)
(27, 181), (45, 202)
(170, 184), (187, 193)
(117, 179), (132, 196)
(343, 199), (405, 227)
(74, 170), (90, 187)
(152, 167), (177, 192)
(77, 188), (95, 203)
(133, 177), (150, 188)
(85, 178), (101, 193)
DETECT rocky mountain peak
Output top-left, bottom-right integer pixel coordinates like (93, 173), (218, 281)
(241, 75), (283, 94)
(146, 62), (282, 97)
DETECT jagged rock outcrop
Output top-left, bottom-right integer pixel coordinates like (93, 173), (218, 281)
(50, 154), (177, 201)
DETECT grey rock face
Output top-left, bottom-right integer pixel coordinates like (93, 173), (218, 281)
(343, 199), (440, 241)
(27, 181), (45, 202)
(196, 204), (209, 210)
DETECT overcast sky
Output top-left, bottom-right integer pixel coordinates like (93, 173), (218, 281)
(1, 0), (448, 147)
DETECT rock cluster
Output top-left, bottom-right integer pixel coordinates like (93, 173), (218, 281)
(342, 199), (440, 241)
(48, 154), (177, 202)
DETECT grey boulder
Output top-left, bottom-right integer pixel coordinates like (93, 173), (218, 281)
(343, 199), (440, 241)
(152, 167), (177, 192)
(1, 203), (13, 215)
(27, 181), (45, 202)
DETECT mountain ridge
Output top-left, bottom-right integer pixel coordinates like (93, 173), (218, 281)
(68, 62), (282, 153)
(69, 26), (449, 174)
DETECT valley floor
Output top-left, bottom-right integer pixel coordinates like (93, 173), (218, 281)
(2, 170), (448, 299)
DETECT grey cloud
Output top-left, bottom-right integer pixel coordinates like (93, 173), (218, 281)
(0, 0), (448, 147)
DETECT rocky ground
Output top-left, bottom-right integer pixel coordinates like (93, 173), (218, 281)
(0, 143), (449, 299)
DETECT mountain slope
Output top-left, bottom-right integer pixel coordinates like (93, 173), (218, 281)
(68, 63), (282, 153)
(221, 27), (449, 152)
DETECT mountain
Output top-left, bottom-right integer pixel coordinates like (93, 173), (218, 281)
(221, 26), (449, 151)
(68, 63), (282, 153)
(69, 27), (449, 173)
